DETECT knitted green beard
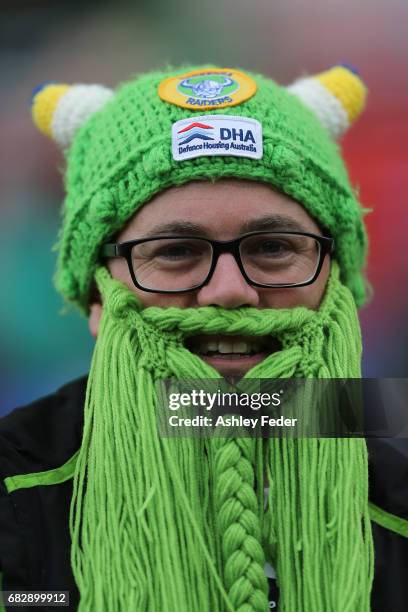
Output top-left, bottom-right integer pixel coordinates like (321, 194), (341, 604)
(70, 262), (374, 612)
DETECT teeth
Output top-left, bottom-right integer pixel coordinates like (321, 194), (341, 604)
(233, 341), (248, 353)
(219, 341), (233, 354)
(197, 339), (264, 355)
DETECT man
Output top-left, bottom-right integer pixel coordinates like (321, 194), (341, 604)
(0, 65), (406, 612)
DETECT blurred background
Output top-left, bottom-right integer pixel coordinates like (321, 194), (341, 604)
(1, 0), (407, 415)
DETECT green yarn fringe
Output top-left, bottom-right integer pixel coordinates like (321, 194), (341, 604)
(70, 262), (374, 611)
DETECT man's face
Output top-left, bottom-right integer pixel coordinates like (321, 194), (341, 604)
(90, 179), (331, 377)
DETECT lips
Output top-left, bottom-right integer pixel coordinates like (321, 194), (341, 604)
(185, 334), (281, 376)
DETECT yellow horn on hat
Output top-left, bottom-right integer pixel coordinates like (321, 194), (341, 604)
(287, 64), (368, 139)
(31, 82), (113, 148)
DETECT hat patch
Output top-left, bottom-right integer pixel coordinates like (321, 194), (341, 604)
(159, 68), (257, 110)
(172, 115), (263, 161)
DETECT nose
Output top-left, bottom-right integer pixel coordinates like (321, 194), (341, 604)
(196, 253), (260, 308)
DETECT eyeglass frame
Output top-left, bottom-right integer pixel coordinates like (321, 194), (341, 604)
(101, 230), (335, 294)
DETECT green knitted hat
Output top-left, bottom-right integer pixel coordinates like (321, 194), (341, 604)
(31, 64), (369, 312)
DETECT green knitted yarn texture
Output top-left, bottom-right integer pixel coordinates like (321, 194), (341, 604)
(70, 262), (374, 611)
(56, 66), (368, 312)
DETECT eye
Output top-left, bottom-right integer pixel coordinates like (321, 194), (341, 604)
(246, 238), (294, 258)
(133, 239), (210, 267)
(258, 239), (292, 255)
(153, 242), (204, 260)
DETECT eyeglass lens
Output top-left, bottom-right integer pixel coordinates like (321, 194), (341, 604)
(130, 233), (321, 291)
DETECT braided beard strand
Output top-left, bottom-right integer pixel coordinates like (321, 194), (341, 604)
(70, 263), (374, 611)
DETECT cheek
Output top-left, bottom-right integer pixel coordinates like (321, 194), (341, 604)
(107, 259), (199, 308)
(258, 258), (331, 310)
(135, 292), (198, 308)
(107, 259), (131, 287)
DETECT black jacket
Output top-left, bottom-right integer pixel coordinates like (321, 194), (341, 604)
(0, 378), (407, 611)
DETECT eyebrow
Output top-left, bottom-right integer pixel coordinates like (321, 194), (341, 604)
(241, 215), (309, 233)
(142, 215), (310, 238)
(143, 221), (209, 238)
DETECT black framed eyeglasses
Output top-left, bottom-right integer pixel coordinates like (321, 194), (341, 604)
(101, 231), (334, 294)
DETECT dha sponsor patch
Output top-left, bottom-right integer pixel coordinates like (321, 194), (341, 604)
(172, 115), (263, 161)
(159, 68), (257, 110)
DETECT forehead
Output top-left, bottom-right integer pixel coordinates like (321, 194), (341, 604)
(117, 179), (321, 241)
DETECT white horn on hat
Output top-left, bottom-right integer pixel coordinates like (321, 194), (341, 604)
(286, 64), (368, 139)
(31, 83), (114, 148)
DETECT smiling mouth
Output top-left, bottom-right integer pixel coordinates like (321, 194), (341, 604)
(185, 334), (282, 376)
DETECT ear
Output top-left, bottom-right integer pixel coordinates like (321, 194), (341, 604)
(31, 82), (113, 148)
(88, 303), (103, 338)
(286, 64), (368, 139)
